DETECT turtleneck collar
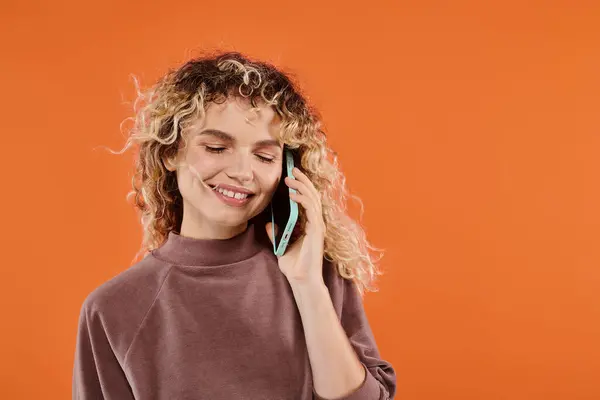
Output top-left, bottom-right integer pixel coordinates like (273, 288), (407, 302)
(150, 223), (265, 266)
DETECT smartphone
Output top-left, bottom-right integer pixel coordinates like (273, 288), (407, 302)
(270, 147), (299, 256)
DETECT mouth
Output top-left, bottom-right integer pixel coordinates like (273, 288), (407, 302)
(208, 184), (256, 202)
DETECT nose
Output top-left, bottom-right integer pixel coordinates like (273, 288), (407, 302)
(226, 153), (253, 182)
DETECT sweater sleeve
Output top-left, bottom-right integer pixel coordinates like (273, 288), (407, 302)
(72, 300), (135, 400)
(314, 269), (397, 400)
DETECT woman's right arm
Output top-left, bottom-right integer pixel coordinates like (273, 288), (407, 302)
(72, 301), (135, 400)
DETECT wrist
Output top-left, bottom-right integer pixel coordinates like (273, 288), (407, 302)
(287, 273), (325, 289)
(288, 274), (330, 315)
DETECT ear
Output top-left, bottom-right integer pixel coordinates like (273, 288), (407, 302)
(163, 156), (177, 172)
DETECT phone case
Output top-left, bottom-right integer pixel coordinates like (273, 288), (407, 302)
(271, 149), (299, 256)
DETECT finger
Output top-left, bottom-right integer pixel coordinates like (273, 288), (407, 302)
(289, 192), (320, 225)
(285, 175), (320, 208)
(265, 222), (279, 245)
(291, 168), (322, 206)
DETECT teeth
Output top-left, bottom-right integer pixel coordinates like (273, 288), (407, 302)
(216, 187), (249, 199)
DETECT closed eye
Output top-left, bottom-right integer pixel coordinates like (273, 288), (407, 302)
(205, 146), (226, 154)
(205, 146), (276, 164)
(256, 154), (275, 164)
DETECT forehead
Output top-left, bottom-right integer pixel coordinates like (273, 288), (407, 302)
(188, 97), (282, 142)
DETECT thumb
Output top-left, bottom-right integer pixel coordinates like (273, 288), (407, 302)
(265, 222), (279, 245)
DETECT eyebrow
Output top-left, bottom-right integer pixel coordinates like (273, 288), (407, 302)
(198, 129), (281, 149)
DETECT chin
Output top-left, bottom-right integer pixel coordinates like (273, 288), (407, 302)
(209, 213), (252, 227)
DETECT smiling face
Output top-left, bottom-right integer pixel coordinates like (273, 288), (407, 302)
(168, 96), (284, 239)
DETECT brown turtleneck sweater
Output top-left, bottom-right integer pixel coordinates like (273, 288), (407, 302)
(72, 223), (396, 399)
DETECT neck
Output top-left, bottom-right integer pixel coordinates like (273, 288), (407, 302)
(152, 222), (263, 267)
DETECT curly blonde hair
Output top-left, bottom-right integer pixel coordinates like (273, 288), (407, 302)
(108, 50), (384, 295)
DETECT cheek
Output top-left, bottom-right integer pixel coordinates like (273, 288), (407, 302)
(186, 153), (221, 177)
(260, 165), (282, 191)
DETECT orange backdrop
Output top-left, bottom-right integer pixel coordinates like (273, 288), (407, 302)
(1, 0), (599, 399)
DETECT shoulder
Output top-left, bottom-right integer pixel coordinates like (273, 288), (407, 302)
(83, 255), (172, 313)
(78, 255), (173, 358)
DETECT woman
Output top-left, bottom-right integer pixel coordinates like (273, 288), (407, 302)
(72, 51), (397, 399)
